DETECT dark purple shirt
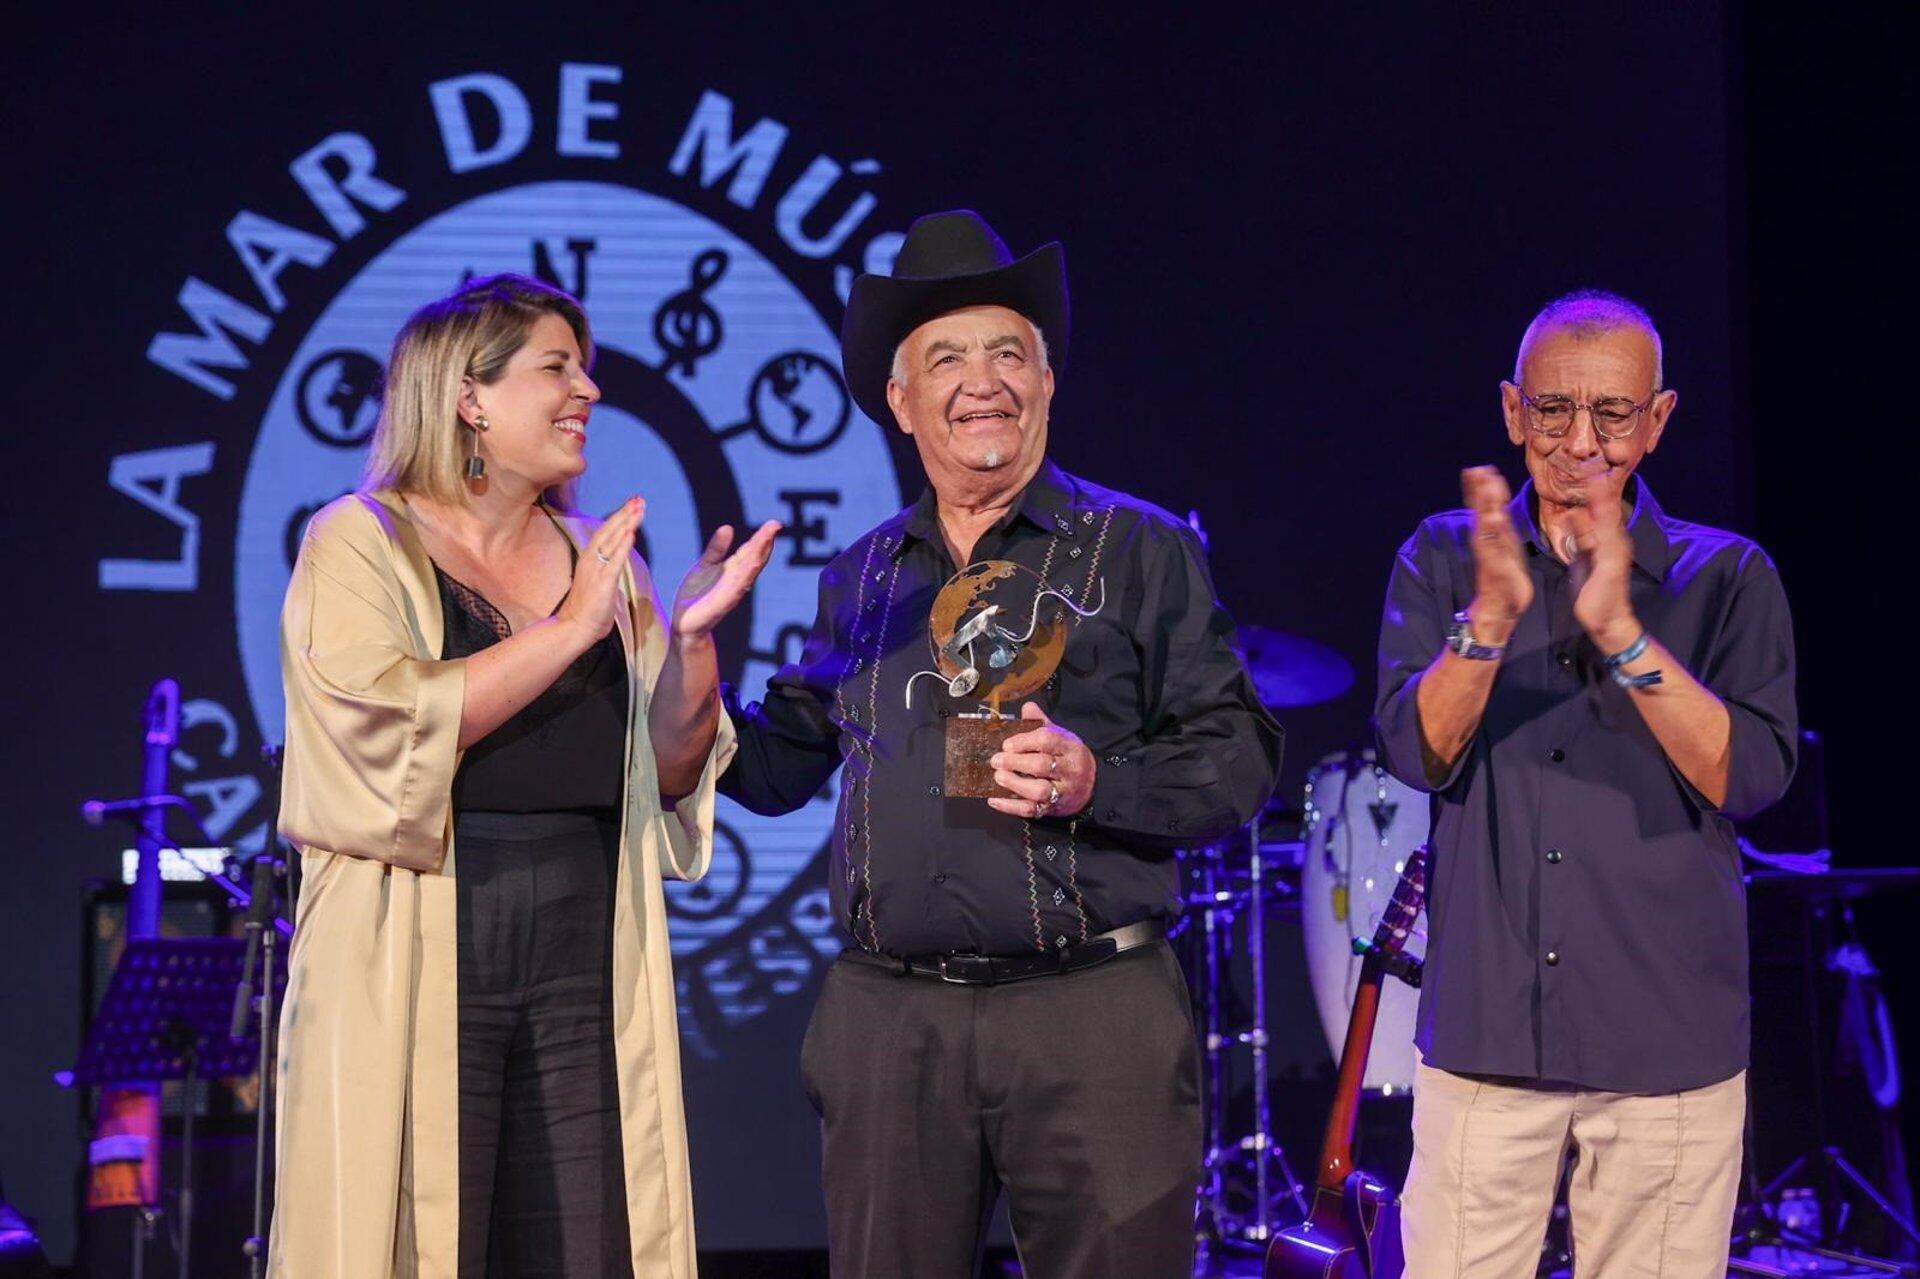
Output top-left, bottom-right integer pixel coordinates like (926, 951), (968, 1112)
(720, 459), (1283, 957)
(1373, 478), (1797, 1093)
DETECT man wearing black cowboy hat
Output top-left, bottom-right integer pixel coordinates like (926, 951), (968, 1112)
(718, 209), (1282, 1277)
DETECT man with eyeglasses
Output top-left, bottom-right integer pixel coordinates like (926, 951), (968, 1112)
(1373, 290), (1798, 1276)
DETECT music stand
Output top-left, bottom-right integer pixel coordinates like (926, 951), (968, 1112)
(65, 937), (287, 1279)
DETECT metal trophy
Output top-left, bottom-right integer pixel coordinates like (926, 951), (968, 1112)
(905, 560), (1103, 798)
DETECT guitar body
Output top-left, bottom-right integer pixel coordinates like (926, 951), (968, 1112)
(1265, 1174), (1403, 1279)
(1265, 846), (1425, 1279)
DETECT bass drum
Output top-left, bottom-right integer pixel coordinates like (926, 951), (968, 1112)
(1300, 749), (1428, 1093)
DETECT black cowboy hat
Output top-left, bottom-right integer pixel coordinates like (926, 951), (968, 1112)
(840, 209), (1069, 427)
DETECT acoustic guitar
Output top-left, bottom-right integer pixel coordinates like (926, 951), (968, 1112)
(1265, 844), (1428, 1279)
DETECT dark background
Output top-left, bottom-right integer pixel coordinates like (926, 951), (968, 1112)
(3, 1), (1910, 1270)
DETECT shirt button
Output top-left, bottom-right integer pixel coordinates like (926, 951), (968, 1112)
(1556, 651), (1573, 669)
(1546, 849), (1563, 864)
(928, 784), (942, 796)
(933, 872), (948, 884)
(1545, 950), (1561, 966)
(1548, 748), (1566, 763)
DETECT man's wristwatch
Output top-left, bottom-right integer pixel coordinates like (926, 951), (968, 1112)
(1445, 609), (1506, 661)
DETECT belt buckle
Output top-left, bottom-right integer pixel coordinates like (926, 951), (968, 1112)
(938, 954), (992, 985)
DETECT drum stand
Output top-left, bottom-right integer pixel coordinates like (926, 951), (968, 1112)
(1182, 813), (1310, 1261)
(1734, 876), (1920, 1273)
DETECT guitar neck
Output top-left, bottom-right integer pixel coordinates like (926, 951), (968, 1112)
(1313, 949), (1386, 1190)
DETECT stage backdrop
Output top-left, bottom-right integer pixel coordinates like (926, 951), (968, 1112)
(6, 3), (1741, 1261)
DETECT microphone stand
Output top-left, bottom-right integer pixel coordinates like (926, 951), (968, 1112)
(157, 1019), (200, 1279)
(236, 744), (286, 1279)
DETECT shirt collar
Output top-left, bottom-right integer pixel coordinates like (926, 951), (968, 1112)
(1511, 474), (1671, 582)
(896, 457), (1080, 557)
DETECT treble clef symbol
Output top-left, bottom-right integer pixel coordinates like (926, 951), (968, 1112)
(654, 248), (729, 376)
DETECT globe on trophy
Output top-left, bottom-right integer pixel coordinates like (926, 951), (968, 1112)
(906, 561), (1102, 799)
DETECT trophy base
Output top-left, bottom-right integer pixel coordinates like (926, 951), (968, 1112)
(945, 713), (1025, 798)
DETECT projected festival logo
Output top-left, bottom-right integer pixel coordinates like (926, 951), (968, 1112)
(114, 67), (906, 1056)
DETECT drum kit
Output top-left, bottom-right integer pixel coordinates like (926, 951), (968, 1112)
(1176, 623), (1430, 1258)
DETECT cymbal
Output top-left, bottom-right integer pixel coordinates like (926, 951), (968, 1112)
(1237, 625), (1356, 708)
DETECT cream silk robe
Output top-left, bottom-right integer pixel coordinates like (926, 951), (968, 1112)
(268, 490), (733, 1278)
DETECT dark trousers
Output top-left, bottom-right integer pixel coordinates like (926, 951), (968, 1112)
(456, 810), (633, 1279)
(801, 940), (1203, 1279)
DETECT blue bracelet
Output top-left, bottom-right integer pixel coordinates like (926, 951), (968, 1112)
(1602, 633), (1663, 689)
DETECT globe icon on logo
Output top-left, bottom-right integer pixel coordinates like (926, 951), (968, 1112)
(295, 349), (383, 447)
(749, 351), (850, 454)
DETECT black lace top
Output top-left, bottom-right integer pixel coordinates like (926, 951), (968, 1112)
(438, 546), (628, 814)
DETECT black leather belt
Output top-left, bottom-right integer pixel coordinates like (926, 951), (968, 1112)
(841, 919), (1167, 986)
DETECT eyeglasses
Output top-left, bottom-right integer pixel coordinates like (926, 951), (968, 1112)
(1519, 391), (1657, 442)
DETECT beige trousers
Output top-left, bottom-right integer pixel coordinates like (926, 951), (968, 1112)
(1400, 1057), (1746, 1279)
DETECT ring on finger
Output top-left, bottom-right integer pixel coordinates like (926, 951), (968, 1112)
(595, 549), (613, 564)
(1049, 754), (1059, 776)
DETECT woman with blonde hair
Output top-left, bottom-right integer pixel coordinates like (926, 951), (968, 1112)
(270, 273), (777, 1277)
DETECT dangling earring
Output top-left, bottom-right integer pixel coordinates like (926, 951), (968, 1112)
(466, 413), (489, 481)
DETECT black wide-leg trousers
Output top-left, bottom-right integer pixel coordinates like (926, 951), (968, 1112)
(455, 809), (634, 1279)
(802, 940), (1203, 1279)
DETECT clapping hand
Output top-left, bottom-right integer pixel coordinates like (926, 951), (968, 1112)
(559, 497), (646, 642)
(1565, 468), (1640, 654)
(671, 520), (783, 639)
(1462, 466), (1531, 644)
